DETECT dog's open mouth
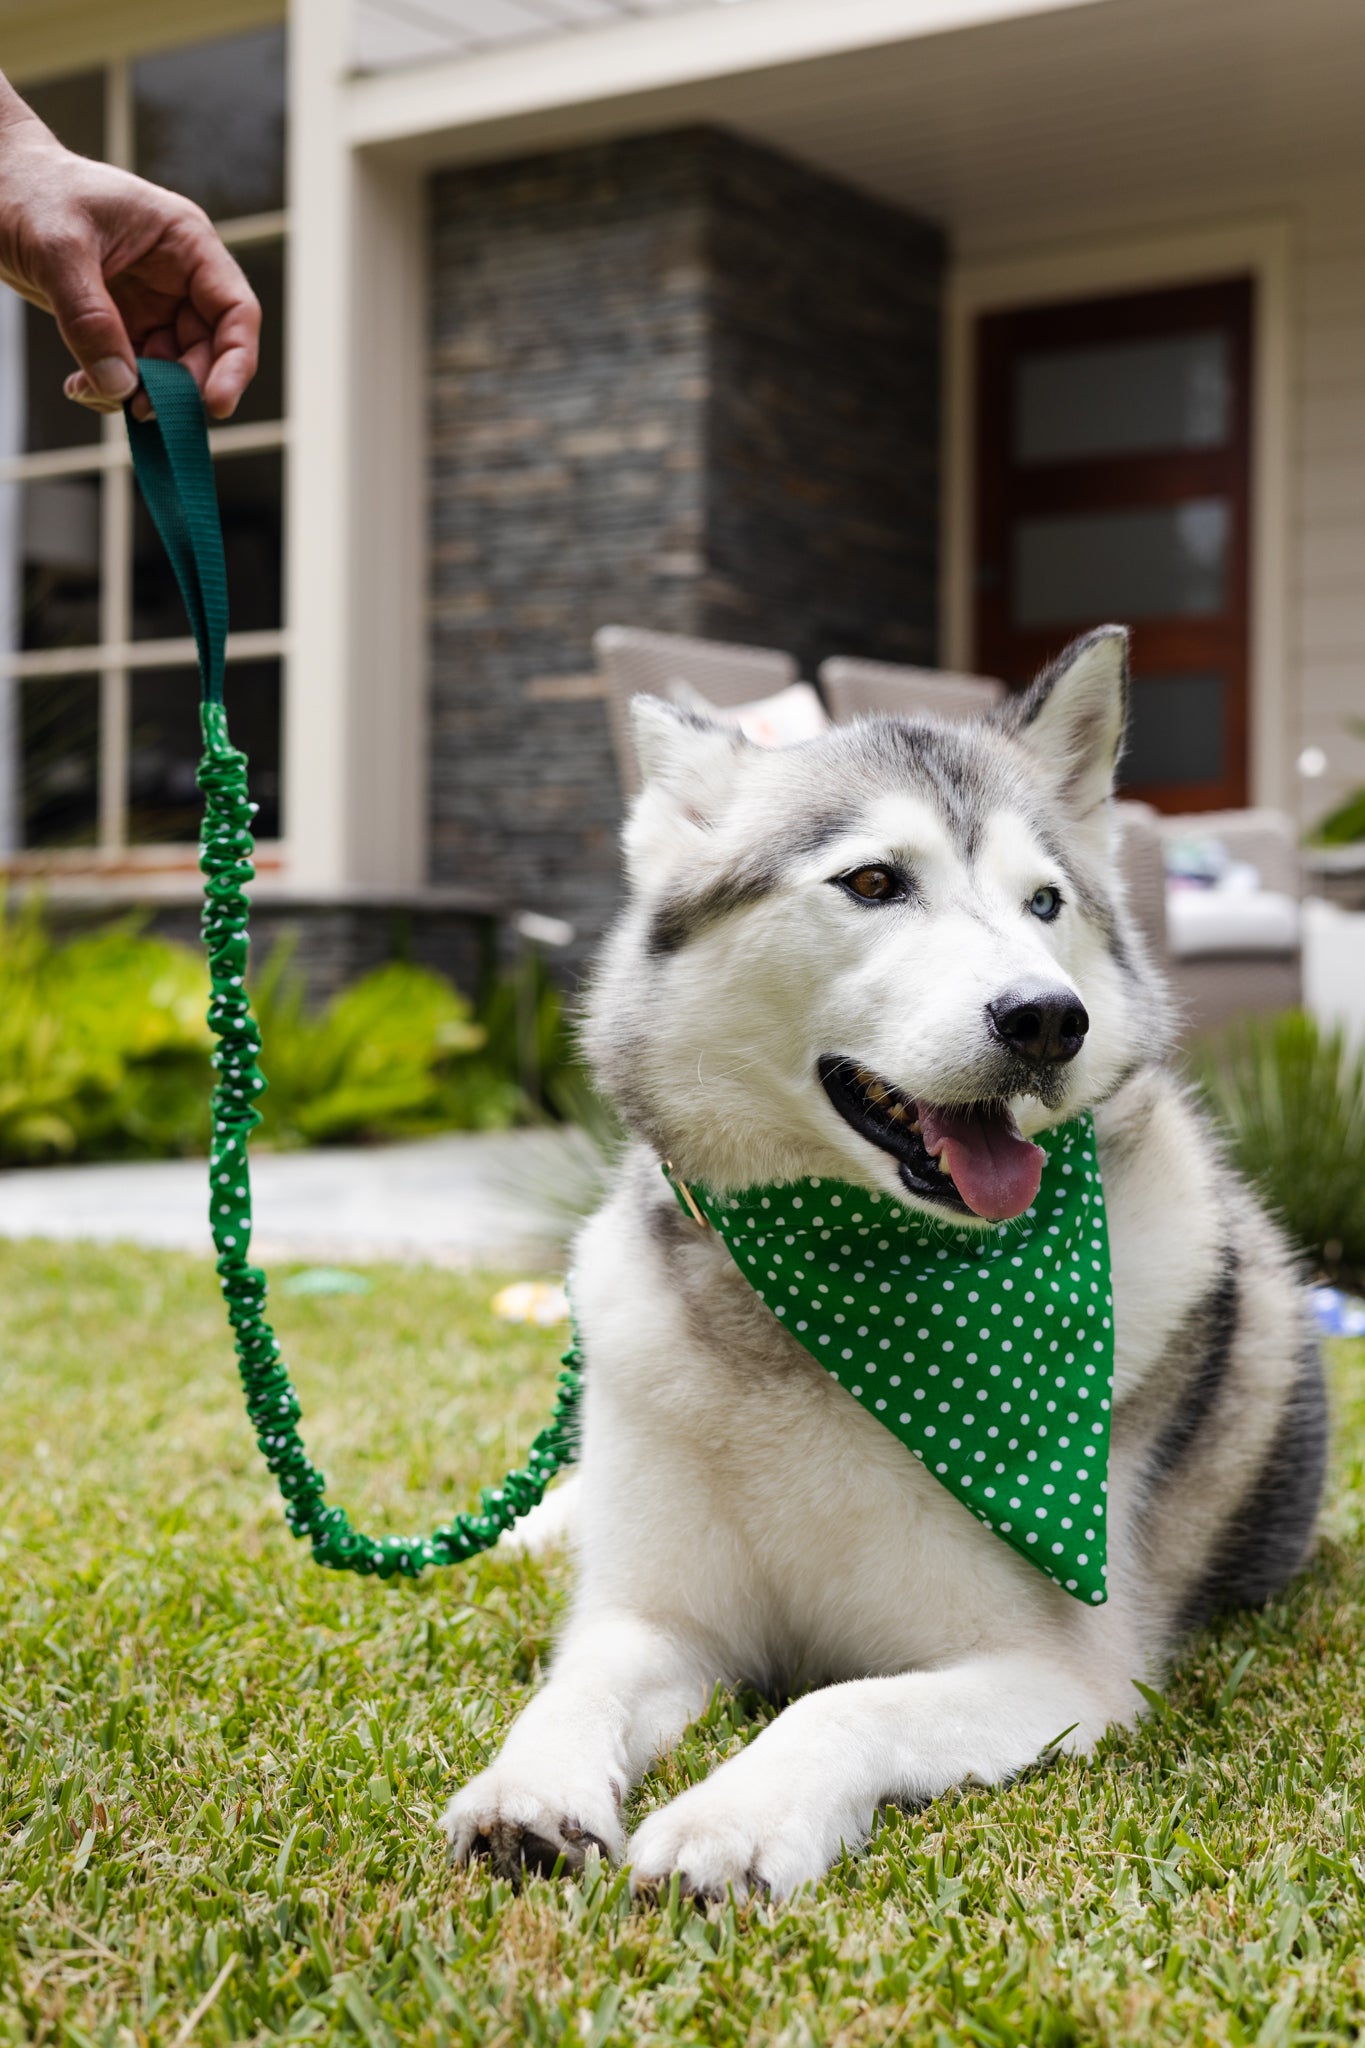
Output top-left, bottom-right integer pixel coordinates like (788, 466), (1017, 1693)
(818, 1056), (1045, 1222)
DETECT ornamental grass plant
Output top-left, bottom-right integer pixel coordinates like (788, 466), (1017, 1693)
(1188, 1009), (1365, 1291)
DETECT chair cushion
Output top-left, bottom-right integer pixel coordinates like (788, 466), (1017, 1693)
(1165, 887), (1300, 958)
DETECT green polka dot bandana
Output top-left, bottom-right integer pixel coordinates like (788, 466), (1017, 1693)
(671, 1114), (1114, 1604)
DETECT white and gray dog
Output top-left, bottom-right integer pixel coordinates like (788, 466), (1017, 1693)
(442, 625), (1325, 1899)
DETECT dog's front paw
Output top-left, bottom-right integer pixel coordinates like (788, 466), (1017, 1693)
(628, 1767), (864, 1903)
(440, 1765), (624, 1881)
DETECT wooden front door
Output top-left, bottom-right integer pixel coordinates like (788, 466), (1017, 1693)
(973, 279), (1253, 811)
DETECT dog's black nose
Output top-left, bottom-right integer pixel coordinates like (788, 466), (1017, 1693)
(988, 991), (1090, 1065)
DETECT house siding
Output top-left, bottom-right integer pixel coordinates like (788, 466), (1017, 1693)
(427, 128), (944, 970)
(1294, 189), (1365, 825)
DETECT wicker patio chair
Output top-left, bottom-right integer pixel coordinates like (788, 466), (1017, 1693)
(595, 625), (798, 798)
(818, 655), (1007, 724)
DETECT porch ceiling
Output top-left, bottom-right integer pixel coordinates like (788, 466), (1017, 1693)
(729, 0), (1365, 249)
(353, 0), (1365, 252)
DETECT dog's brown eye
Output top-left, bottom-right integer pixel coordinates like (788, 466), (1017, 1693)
(840, 866), (903, 903)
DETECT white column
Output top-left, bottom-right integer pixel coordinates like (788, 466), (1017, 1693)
(285, 0), (427, 889)
(343, 146), (427, 890)
(284, 0), (354, 887)
(0, 290), (21, 857)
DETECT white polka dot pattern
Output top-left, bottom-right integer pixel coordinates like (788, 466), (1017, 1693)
(669, 1114), (1114, 1605)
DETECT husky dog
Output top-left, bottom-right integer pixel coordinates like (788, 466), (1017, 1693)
(442, 627), (1325, 1899)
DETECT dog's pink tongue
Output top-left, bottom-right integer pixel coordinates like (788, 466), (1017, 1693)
(915, 1101), (1045, 1221)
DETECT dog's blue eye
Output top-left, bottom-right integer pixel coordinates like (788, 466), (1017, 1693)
(1030, 886), (1062, 921)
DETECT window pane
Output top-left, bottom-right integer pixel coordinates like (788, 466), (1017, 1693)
(20, 674), (100, 847)
(133, 26), (286, 221)
(228, 238), (285, 426)
(128, 659), (281, 842)
(19, 302), (103, 454)
(133, 450), (283, 639)
(1123, 672), (1224, 788)
(21, 68), (105, 157)
(1014, 333), (1232, 463)
(0, 475), (103, 651)
(1012, 500), (1230, 627)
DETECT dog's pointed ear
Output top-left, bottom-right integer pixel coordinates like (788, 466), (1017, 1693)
(1002, 626), (1129, 819)
(631, 695), (747, 798)
(625, 696), (750, 878)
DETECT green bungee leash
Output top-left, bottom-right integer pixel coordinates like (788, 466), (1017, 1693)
(125, 358), (582, 1580)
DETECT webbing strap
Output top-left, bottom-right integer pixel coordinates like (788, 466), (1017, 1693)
(124, 358), (227, 704)
(124, 358), (581, 1579)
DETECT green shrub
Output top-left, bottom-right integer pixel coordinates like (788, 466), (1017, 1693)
(249, 947), (522, 1146)
(1189, 1009), (1365, 1289)
(0, 896), (211, 1163)
(0, 899), (574, 1164)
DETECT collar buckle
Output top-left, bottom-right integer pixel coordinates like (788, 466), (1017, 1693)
(663, 1161), (710, 1230)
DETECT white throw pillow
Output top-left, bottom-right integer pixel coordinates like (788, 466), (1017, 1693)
(1165, 887), (1300, 959)
(665, 676), (829, 747)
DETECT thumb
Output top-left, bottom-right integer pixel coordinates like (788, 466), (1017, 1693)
(49, 251), (138, 406)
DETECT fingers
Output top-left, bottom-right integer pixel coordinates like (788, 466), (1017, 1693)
(50, 243), (139, 411)
(120, 323), (179, 420)
(48, 178), (261, 421)
(184, 234), (261, 420)
(170, 302), (215, 400)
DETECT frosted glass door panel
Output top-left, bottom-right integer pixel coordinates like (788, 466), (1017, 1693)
(1014, 333), (1231, 462)
(1124, 673), (1224, 788)
(1012, 500), (1230, 627)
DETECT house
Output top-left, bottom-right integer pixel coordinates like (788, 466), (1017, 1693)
(3, 0), (1363, 988)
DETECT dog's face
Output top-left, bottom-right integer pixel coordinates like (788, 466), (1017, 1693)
(585, 627), (1170, 1224)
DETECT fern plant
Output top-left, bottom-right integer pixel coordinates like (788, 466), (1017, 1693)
(1189, 1009), (1365, 1289)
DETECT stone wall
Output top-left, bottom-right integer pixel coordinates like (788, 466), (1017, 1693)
(52, 902), (489, 1009)
(701, 137), (943, 673)
(428, 128), (944, 972)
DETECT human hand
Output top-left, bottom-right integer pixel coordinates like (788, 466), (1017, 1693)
(0, 78), (260, 419)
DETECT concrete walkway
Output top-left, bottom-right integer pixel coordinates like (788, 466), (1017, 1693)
(0, 1127), (607, 1267)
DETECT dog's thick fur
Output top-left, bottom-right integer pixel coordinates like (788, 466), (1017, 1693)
(442, 627), (1326, 1899)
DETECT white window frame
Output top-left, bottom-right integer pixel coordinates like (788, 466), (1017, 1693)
(0, 52), (290, 870)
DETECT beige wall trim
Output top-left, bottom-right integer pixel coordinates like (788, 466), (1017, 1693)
(2, 0), (283, 83)
(345, 150), (428, 889)
(524, 673), (609, 703)
(943, 216), (1294, 811)
(283, 0), (351, 889)
(285, 0), (428, 891)
(344, 0), (1108, 163)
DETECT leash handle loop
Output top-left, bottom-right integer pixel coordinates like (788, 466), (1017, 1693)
(124, 358), (227, 705)
(123, 359), (581, 1580)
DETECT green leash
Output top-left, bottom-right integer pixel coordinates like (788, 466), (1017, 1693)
(126, 358), (582, 1580)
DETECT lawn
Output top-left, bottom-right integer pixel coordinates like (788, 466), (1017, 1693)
(2, 1239), (1364, 2047)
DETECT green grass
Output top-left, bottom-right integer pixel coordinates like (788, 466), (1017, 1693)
(1, 1241), (1364, 2047)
